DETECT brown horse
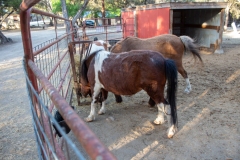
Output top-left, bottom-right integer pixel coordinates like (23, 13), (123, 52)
(80, 39), (123, 103)
(110, 34), (203, 94)
(81, 50), (178, 138)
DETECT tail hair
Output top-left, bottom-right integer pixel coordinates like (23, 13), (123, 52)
(165, 59), (178, 127)
(81, 59), (89, 84)
(180, 36), (203, 63)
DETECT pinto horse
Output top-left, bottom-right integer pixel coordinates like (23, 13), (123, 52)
(81, 39), (123, 103)
(110, 34), (203, 94)
(81, 50), (178, 138)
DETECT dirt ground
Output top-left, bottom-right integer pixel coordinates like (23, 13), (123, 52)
(0, 29), (239, 160)
(71, 31), (240, 160)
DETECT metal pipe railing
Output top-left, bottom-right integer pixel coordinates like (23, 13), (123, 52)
(28, 60), (116, 160)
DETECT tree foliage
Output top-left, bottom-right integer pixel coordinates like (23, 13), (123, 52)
(52, 0), (85, 17)
(0, 0), (21, 44)
(224, 0), (240, 29)
(0, 0), (21, 19)
(229, 0), (240, 20)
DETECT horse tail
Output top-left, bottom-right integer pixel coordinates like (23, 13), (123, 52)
(81, 59), (89, 84)
(180, 36), (203, 63)
(165, 59), (178, 127)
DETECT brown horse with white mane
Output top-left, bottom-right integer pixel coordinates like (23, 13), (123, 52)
(81, 50), (178, 138)
(110, 34), (203, 94)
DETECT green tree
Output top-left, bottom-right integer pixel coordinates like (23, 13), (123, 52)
(224, 0), (240, 30)
(0, 0), (21, 44)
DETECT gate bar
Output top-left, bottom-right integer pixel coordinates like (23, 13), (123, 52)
(28, 60), (117, 160)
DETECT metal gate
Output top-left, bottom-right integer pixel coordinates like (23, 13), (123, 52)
(20, 0), (116, 159)
(74, 17), (124, 51)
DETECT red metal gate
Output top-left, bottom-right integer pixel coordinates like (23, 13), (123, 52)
(21, 0), (116, 159)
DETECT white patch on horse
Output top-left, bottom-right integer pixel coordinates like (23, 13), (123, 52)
(98, 101), (106, 115)
(162, 104), (177, 138)
(154, 103), (165, 125)
(90, 43), (105, 54)
(150, 57), (155, 63)
(86, 50), (110, 122)
(93, 51), (109, 93)
(184, 78), (192, 94)
(97, 40), (105, 45)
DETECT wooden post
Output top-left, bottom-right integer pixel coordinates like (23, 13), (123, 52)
(169, 9), (173, 34)
(214, 9), (225, 54)
(134, 10), (138, 37)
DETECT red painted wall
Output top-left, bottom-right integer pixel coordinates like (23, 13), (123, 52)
(137, 8), (170, 38)
(122, 7), (170, 38)
(122, 11), (134, 38)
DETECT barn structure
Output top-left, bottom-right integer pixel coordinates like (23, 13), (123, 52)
(121, 2), (227, 54)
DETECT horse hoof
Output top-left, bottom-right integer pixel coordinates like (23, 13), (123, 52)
(148, 104), (155, 108)
(167, 126), (177, 138)
(98, 110), (105, 115)
(84, 117), (94, 122)
(184, 89), (191, 94)
(153, 120), (164, 125)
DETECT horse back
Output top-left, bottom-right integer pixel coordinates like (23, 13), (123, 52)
(113, 34), (184, 60)
(97, 50), (166, 95)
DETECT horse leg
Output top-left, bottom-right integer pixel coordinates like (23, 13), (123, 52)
(145, 89), (165, 124)
(148, 98), (156, 107)
(164, 103), (177, 138)
(98, 89), (108, 115)
(114, 94), (122, 103)
(154, 102), (177, 138)
(153, 102), (165, 124)
(178, 66), (192, 94)
(85, 87), (101, 122)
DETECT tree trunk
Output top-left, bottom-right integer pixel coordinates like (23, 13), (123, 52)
(224, 5), (230, 31)
(72, 0), (89, 25)
(0, 11), (14, 26)
(0, 31), (12, 44)
(102, 0), (106, 25)
(61, 0), (70, 33)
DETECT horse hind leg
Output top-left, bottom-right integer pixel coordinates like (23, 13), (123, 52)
(148, 98), (156, 107)
(98, 89), (108, 115)
(153, 103), (165, 124)
(154, 102), (177, 138)
(165, 104), (177, 138)
(178, 66), (192, 94)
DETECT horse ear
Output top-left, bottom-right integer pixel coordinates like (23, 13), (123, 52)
(103, 42), (108, 51)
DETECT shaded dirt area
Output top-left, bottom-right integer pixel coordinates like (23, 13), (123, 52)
(71, 31), (240, 159)
(0, 29), (239, 160)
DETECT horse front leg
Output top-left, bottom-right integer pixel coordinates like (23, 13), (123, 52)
(114, 94), (122, 103)
(98, 89), (108, 115)
(85, 87), (101, 122)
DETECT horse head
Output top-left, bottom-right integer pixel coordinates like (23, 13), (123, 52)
(88, 40), (110, 54)
(110, 39), (126, 53)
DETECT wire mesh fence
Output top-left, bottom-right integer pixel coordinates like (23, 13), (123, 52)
(21, 1), (116, 159)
